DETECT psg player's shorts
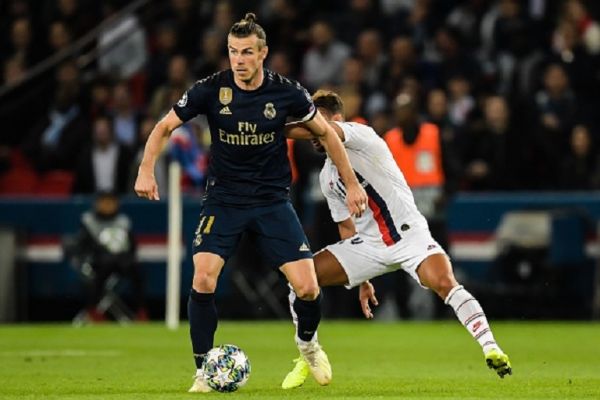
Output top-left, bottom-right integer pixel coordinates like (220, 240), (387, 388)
(192, 200), (312, 268)
(322, 226), (447, 289)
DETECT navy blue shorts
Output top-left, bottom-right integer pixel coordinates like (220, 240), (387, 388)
(192, 200), (312, 268)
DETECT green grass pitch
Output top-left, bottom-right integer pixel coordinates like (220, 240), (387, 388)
(1, 321), (599, 399)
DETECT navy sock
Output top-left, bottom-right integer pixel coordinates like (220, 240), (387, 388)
(293, 292), (322, 342)
(188, 289), (218, 369)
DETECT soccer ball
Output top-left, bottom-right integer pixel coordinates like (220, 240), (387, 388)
(202, 344), (251, 392)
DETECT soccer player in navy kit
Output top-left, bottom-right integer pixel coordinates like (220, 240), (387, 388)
(134, 13), (367, 392)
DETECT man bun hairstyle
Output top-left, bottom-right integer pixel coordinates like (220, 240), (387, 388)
(230, 12), (267, 48)
(312, 89), (345, 116)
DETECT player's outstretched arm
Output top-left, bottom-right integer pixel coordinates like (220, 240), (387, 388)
(304, 111), (368, 216)
(135, 109), (183, 200)
(359, 281), (379, 319)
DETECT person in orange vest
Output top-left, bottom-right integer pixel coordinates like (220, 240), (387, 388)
(383, 91), (458, 223)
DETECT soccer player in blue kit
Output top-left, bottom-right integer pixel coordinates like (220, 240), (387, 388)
(134, 13), (368, 393)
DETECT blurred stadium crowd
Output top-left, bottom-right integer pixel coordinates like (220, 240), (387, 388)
(2, 0), (600, 199)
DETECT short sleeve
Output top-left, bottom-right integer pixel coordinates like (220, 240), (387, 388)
(334, 121), (374, 151)
(172, 80), (210, 122)
(289, 83), (316, 122)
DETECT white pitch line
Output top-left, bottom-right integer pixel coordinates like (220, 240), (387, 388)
(0, 350), (121, 357)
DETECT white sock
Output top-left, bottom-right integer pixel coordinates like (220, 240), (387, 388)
(288, 285), (319, 346)
(445, 285), (500, 354)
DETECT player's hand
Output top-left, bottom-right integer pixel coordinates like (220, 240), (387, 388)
(134, 168), (160, 200)
(359, 281), (378, 319)
(346, 182), (368, 217)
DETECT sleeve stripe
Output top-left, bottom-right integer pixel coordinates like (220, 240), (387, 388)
(299, 106), (317, 122)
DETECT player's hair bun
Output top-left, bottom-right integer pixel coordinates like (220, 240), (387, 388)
(244, 13), (257, 23)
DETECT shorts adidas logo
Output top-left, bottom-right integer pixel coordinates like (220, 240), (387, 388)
(299, 242), (310, 251)
(427, 244), (437, 250)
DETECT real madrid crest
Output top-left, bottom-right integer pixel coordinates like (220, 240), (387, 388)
(219, 87), (232, 105)
(264, 102), (276, 120)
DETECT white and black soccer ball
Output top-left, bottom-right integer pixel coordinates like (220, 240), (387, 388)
(202, 344), (251, 392)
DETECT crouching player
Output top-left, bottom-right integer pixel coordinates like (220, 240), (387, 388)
(282, 90), (512, 389)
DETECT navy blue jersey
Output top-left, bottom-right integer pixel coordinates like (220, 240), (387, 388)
(173, 69), (316, 207)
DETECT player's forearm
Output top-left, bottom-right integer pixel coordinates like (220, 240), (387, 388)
(321, 129), (360, 188)
(139, 121), (172, 172)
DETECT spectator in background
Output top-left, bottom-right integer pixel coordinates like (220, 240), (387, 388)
(446, 0), (489, 49)
(67, 191), (147, 322)
(335, 0), (382, 45)
(563, 0), (600, 55)
(461, 95), (520, 191)
(550, 19), (599, 103)
(87, 76), (113, 120)
(149, 54), (192, 119)
(302, 20), (350, 90)
(5, 17), (40, 67)
(208, 0), (235, 38)
(97, 1), (147, 79)
(354, 29), (387, 92)
(558, 124), (600, 190)
(111, 82), (141, 149)
(73, 115), (132, 194)
(193, 28), (224, 79)
(146, 23), (179, 96)
(425, 26), (480, 91)
(385, 0), (434, 49)
(532, 63), (577, 188)
(23, 62), (89, 172)
(44, 0), (96, 38)
(384, 36), (419, 98)
(446, 75), (475, 128)
(425, 88), (459, 147)
(48, 21), (73, 54)
(166, 0), (202, 56)
(260, 0), (304, 61)
(267, 51), (294, 79)
(2, 56), (25, 87)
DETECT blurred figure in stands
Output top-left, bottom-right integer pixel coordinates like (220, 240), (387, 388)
(149, 54), (192, 119)
(73, 115), (132, 194)
(532, 63), (577, 188)
(111, 81), (141, 149)
(558, 124), (600, 190)
(23, 61), (89, 172)
(69, 192), (147, 321)
(461, 95), (520, 191)
(302, 20), (350, 90)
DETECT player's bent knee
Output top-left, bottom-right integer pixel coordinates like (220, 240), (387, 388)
(294, 283), (320, 301)
(192, 271), (218, 293)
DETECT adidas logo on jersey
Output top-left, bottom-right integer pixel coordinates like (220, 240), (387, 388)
(299, 242), (310, 251)
(219, 106), (232, 115)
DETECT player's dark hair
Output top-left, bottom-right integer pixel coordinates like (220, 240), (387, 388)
(229, 12), (267, 48)
(312, 90), (345, 117)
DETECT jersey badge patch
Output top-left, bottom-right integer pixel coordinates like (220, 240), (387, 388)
(264, 102), (276, 119)
(219, 87), (232, 105)
(177, 91), (188, 107)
